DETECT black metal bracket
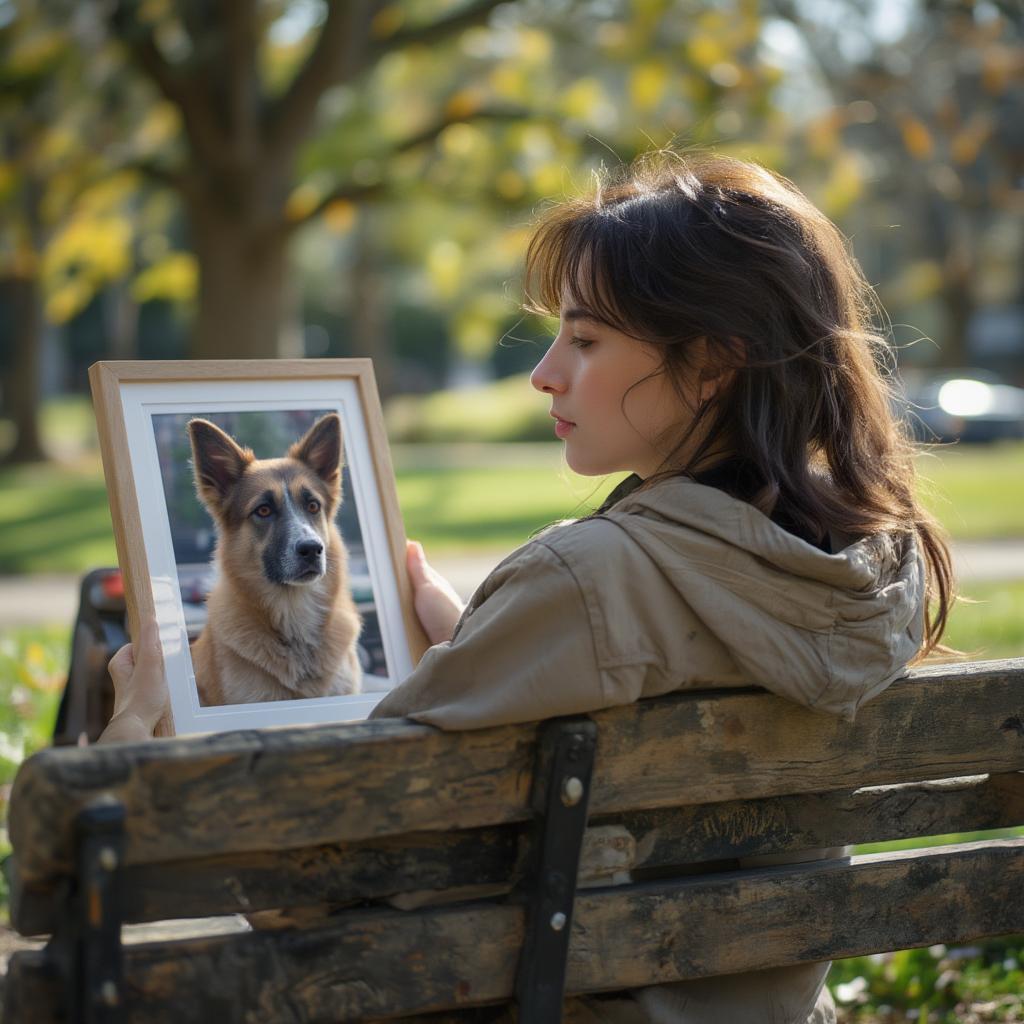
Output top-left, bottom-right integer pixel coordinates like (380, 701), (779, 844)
(52, 800), (127, 1024)
(514, 716), (598, 1023)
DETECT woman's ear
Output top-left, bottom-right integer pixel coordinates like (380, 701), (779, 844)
(697, 335), (745, 403)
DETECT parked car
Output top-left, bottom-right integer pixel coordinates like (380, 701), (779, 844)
(898, 369), (1024, 444)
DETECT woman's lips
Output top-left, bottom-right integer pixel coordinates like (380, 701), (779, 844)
(552, 414), (575, 439)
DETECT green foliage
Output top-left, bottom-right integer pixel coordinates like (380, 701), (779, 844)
(917, 443), (1024, 542)
(0, 460), (115, 573)
(386, 372), (551, 442)
(831, 939), (1024, 1022)
(944, 579), (1024, 662)
(0, 624), (68, 918)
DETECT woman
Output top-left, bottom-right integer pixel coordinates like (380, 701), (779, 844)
(103, 151), (954, 1022)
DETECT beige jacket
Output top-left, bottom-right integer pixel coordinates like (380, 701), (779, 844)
(371, 475), (926, 1023)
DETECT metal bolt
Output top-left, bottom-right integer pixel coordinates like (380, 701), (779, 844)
(561, 776), (584, 807)
(99, 981), (119, 1007)
(98, 847), (118, 872)
(550, 912), (567, 932)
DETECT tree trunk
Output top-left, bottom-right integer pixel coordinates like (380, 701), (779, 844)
(188, 200), (289, 360)
(350, 212), (394, 396)
(1, 274), (47, 464)
(937, 212), (975, 369)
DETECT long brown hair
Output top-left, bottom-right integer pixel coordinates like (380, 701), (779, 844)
(523, 151), (953, 658)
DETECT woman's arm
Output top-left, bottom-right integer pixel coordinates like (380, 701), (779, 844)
(371, 541), (605, 729)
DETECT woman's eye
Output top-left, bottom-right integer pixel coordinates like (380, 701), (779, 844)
(307, 500), (321, 515)
(254, 504), (273, 519)
(570, 336), (594, 349)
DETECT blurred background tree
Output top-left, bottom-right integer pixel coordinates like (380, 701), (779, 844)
(769, 0), (1024, 368)
(0, 0), (1021, 461)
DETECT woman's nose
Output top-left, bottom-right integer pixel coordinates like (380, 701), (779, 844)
(530, 341), (566, 394)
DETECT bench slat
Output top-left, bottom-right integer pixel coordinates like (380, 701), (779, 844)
(11, 772), (1023, 936)
(9, 661), (1024, 886)
(6, 839), (1024, 1022)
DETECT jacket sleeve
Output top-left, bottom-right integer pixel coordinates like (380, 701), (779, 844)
(369, 542), (604, 730)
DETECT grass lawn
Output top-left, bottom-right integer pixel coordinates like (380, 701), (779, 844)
(1, 439), (1022, 571)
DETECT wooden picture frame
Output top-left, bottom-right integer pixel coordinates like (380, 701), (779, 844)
(89, 359), (428, 735)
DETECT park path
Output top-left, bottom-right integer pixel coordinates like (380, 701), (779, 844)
(0, 539), (1023, 628)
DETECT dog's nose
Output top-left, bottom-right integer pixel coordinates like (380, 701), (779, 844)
(296, 539), (324, 559)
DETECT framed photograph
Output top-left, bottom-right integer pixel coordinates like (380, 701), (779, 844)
(89, 359), (428, 735)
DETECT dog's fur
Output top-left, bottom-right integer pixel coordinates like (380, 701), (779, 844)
(188, 414), (362, 706)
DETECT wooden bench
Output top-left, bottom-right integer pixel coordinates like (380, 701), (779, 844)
(4, 659), (1024, 1023)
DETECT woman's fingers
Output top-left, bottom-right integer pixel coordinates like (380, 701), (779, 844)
(107, 641), (136, 687)
(406, 539), (431, 590)
(406, 539), (466, 645)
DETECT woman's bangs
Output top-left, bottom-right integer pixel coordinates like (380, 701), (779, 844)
(523, 215), (634, 335)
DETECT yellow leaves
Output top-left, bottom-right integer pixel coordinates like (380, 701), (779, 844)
(371, 5), (405, 39)
(46, 279), (92, 325)
(805, 109), (845, 160)
(0, 162), (16, 204)
(982, 44), (1017, 96)
(12, 641), (64, 695)
(445, 89), (483, 121)
(900, 116), (935, 160)
(46, 216), (130, 283)
(531, 161), (565, 198)
(495, 169), (525, 201)
(285, 183), (321, 222)
(440, 122), (485, 159)
(132, 252), (197, 304)
(561, 76), (606, 121)
(42, 214), (132, 323)
(516, 28), (552, 65)
(137, 0), (174, 27)
(820, 150), (864, 217)
(323, 199), (357, 235)
(688, 35), (727, 71)
(630, 63), (669, 112)
(453, 295), (507, 359)
(950, 113), (993, 166)
(427, 239), (463, 300)
(135, 102), (182, 153)
(896, 260), (944, 303)
(5, 28), (65, 77)
(489, 64), (528, 102)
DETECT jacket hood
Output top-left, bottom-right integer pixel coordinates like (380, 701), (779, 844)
(600, 475), (926, 718)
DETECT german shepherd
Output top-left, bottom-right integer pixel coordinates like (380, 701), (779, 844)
(188, 414), (362, 706)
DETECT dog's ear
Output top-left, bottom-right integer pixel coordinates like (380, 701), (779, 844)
(188, 419), (253, 513)
(290, 414), (342, 493)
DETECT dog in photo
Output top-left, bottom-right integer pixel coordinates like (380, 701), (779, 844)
(188, 413), (362, 706)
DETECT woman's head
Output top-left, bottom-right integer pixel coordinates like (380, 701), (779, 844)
(524, 150), (953, 656)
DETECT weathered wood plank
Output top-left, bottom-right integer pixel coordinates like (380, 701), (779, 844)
(11, 773), (1023, 936)
(9, 662), (1024, 886)
(617, 772), (1024, 873)
(6, 839), (1024, 1023)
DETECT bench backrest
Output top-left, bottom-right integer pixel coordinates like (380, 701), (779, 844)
(5, 659), (1024, 1022)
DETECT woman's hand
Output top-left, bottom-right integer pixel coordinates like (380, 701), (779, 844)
(406, 540), (465, 646)
(98, 618), (172, 743)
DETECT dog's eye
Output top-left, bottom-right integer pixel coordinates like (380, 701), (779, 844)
(306, 499), (321, 515)
(253, 504), (273, 519)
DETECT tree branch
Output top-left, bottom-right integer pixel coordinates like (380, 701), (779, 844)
(109, 3), (225, 167)
(128, 159), (190, 193)
(375, 0), (508, 54)
(264, 1), (372, 160)
(265, 0), (509, 163)
(277, 104), (530, 236)
(221, 0), (261, 158)
(278, 180), (389, 238)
